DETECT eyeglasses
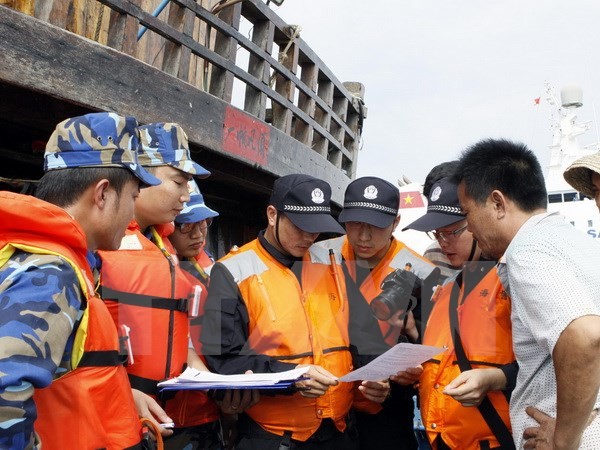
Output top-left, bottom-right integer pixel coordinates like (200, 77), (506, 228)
(178, 217), (213, 234)
(426, 224), (468, 243)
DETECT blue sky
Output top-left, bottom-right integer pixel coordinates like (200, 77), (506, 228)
(275, 0), (600, 186)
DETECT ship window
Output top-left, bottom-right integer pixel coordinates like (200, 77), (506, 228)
(564, 192), (579, 202)
(548, 193), (562, 203)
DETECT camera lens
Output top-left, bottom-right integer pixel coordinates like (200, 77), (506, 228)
(371, 296), (395, 321)
(369, 269), (416, 321)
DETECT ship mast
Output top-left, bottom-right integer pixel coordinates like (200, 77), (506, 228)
(545, 82), (596, 192)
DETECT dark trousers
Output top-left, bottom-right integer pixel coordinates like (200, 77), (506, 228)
(164, 421), (222, 450)
(436, 436), (500, 450)
(355, 384), (418, 450)
(235, 414), (359, 450)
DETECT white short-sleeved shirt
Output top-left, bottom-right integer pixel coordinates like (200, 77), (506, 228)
(497, 212), (600, 449)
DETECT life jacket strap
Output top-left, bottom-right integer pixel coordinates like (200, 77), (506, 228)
(99, 286), (188, 312)
(77, 350), (127, 367)
(129, 373), (160, 396)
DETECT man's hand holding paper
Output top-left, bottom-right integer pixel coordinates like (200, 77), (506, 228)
(390, 365), (424, 386)
(294, 364), (339, 398)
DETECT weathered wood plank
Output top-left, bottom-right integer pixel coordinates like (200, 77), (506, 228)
(0, 0), (34, 15)
(106, 8), (127, 49)
(329, 95), (348, 169)
(162, 1), (186, 76)
(33, 0), (52, 21)
(208, 2), (241, 102)
(47, 0), (68, 28)
(2, 0), (357, 142)
(240, 0), (359, 113)
(0, 8), (349, 203)
(294, 62), (317, 145)
(98, 0), (349, 157)
(177, 6), (196, 81)
(244, 18), (273, 120)
(105, 0), (140, 56)
(170, 0), (357, 140)
(313, 80), (333, 158)
(345, 110), (360, 178)
(272, 34), (298, 135)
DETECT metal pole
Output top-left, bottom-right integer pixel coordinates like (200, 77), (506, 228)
(137, 0), (171, 40)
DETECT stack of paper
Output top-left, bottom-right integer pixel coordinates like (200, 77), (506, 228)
(158, 366), (310, 391)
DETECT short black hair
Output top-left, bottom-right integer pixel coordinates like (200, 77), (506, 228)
(35, 167), (137, 207)
(423, 160), (460, 198)
(452, 139), (547, 211)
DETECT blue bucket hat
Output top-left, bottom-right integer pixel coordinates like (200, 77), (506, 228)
(44, 112), (160, 186)
(137, 123), (210, 178)
(175, 179), (219, 224)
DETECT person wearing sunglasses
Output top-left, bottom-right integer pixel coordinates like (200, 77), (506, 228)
(402, 177), (517, 450)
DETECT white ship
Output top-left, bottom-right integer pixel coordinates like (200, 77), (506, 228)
(544, 83), (599, 236)
(395, 83), (600, 254)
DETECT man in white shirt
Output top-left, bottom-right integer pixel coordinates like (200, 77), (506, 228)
(453, 138), (600, 450)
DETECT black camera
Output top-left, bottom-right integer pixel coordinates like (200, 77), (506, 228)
(370, 269), (421, 321)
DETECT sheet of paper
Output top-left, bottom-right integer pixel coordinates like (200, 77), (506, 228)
(340, 343), (445, 382)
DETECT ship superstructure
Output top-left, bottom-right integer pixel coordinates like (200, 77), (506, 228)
(544, 83), (600, 236)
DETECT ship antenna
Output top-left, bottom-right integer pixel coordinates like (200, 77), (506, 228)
(592, 101), (600, 151)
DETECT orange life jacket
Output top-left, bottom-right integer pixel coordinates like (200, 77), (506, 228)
(321, 236), (437, 346)
(219, 239), (354, 441)
(178, 258), (221, 426)
(98, 222), (218, 428)
(318, 236), (437, 414)
(0, 192), (142, 450)
(179, 258), (209, 356)
(420, 267), (514, 450)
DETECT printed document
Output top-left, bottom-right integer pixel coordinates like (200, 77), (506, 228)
(340, 343), (445, 382)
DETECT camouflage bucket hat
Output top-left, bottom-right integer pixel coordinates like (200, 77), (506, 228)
(44, 112), (160, 186)
(175, 179), (219, 224)
(137, 123), (210, 178)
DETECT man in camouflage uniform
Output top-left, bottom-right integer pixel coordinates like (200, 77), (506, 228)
(0, 112), (163, 449)
(97, 123), (255, 450)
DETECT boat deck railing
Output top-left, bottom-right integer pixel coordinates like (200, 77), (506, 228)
(4, 0), (364, 177)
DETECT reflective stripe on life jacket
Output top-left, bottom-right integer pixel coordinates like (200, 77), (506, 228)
(219, 239), (353, 442)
